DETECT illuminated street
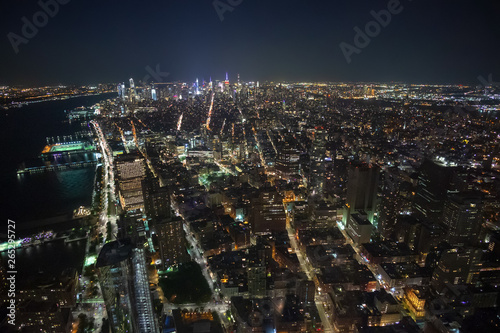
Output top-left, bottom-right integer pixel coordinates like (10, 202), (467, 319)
(91, 120), (118, 243)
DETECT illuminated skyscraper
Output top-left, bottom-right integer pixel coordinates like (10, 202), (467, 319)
(224, 72), (229, 92)
(96, 239), (159, 333)
(115, 154), (146, 211)
(151, 88), (157, 101)
(129, 78), (136, 101)
(131, 247), (158, 333)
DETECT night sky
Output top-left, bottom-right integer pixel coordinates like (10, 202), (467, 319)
(0, 0), (499, 85)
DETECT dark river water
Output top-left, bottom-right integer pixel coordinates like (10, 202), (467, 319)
(0, 93), (115, 225)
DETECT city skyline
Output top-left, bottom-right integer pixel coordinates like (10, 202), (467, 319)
(1, 71), (499, 333)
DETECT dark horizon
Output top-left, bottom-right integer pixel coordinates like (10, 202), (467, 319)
(1, 0), (499, 86)
(0, 78), (495, 88)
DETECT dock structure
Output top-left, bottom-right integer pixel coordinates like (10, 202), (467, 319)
(17, 160), (98, 175)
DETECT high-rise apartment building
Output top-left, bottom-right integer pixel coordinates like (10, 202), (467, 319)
(155, 218), (189, 269)
(116, 154), (146, 211)
(143, 179), (171, 220)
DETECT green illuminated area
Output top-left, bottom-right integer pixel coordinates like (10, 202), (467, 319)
(198, 170), (229, 187)
(157, 266), (175, 275)
(49, 142), (94, 152)
(159, 261), (212, 304)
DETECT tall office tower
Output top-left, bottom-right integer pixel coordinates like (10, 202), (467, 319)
(250, 189), (286, 233)
(442, 192), (483, 246)
(247, 265), (267, 298)
(143, 179), (171, 220)
(155, 218), (189, 269)
(97, 240), (135, 333)
(344, 162), (380, 225)
(413, 159), (456, 224)
(151, 88), (157, 101)
(121, 83), (126, 100)
(117, 84), (122, 98)
(115, 154), (146, 211)
(431, 247), (483, 291)
(275, 141), (301, 180)
(129, 78), (136, 101)
(131, 247), (158, 333)
(96, 239), (159, 333)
